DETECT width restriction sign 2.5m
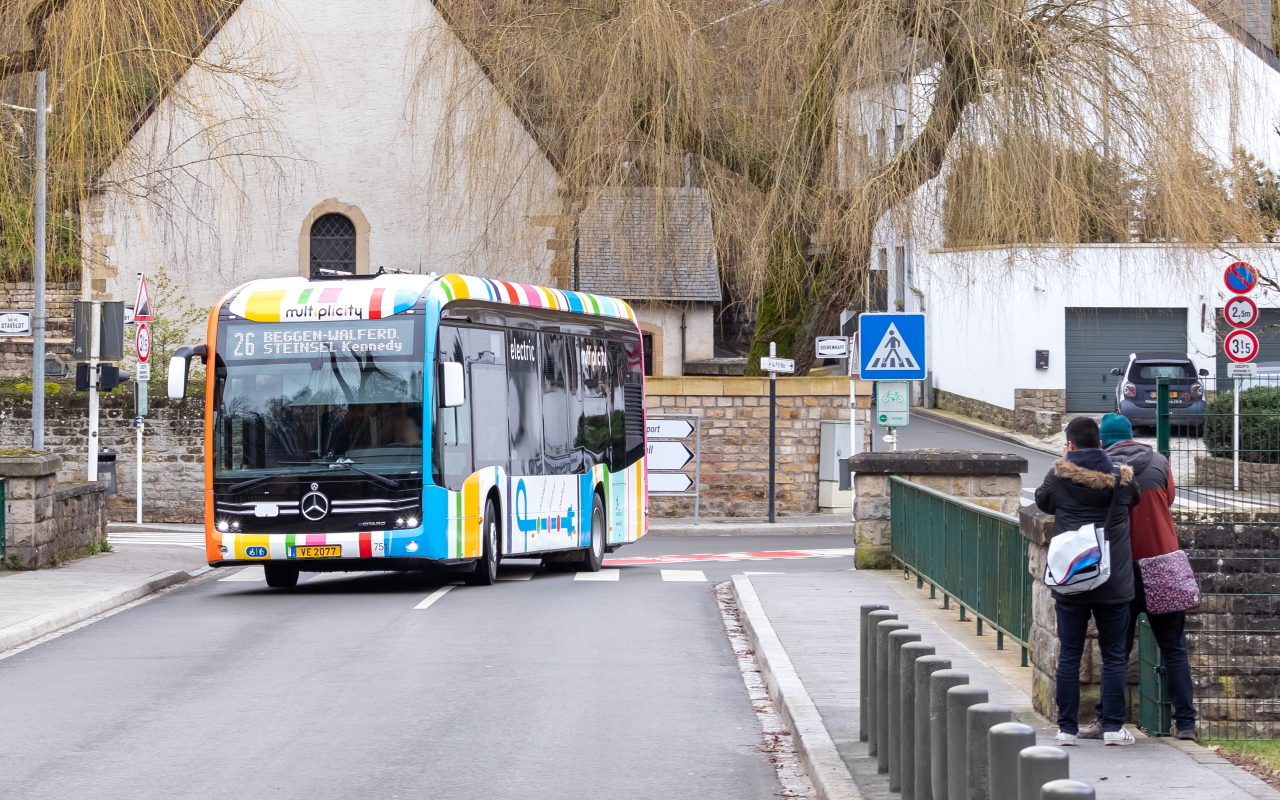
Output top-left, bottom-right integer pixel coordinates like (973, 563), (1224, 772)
(1225, 295), (1259, 329)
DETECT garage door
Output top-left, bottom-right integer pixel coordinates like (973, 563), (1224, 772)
(1216, 308), (1280, 387)
(1065, 308), (1188, 413)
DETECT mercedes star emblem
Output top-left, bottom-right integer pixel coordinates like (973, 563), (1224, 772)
(301, 491), (330, 521)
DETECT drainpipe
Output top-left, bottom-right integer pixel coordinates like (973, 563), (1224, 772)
(680, 309), (687, 376)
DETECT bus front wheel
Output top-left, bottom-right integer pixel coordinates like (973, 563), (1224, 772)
(465, 497), (500, 586)
(574, 494), (606, 573)
(264, 563), (299, 588)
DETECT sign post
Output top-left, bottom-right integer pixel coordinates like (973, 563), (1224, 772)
(133, 272), (153, 525)
(761, 342), (795, 523)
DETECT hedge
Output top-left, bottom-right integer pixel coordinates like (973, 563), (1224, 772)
(1204, 386), (1280, 464)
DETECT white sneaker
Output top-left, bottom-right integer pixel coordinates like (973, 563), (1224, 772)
(1104, 728), (1136, 746)
(1054, 731), (1078, 746)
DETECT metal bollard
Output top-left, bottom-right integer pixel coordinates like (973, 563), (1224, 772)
(1018, 746), (1069, 800)
(876, 620), (910, 772)
(899, 642), (936, 800)
(946, 685), (989, 800)
(914, 656), (951, 800)
(860, 604), (890, 742)
(1039, 779), (1094, 800)
(987, 722), (1036, 800)
(965, 703), (1011, 800)
(866, 610), (898, 756)
(888, 629), (922, 790)
(929, 669), (970, 800)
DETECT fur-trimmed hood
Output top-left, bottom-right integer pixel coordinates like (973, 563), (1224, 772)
(1053, 459), (1134, 489)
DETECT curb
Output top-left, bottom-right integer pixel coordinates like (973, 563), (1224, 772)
(650, 521), (851, 536)
(913, 408), (1061, 457)
(0, 569), (197, 654)
(731, 574), (862, 800)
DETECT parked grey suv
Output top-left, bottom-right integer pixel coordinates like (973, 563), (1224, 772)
(1110, 351), (1208, 430)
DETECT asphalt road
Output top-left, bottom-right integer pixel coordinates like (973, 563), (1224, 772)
(872, 412), (1059, 504)
(0, 534), (851, 800)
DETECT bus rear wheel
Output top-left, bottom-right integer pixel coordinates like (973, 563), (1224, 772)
(574, 493), (606, 573)
(263, 563), (299, 588)
(465, 497), (500, 586)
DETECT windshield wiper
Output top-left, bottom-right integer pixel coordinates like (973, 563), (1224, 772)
(281, 459), (402, 490)
(227, 474), (276, 494)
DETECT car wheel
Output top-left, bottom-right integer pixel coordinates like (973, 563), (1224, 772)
(465, 497), (500, 586)
(574, 493), (606, 573)
(264, 563), (299, 588)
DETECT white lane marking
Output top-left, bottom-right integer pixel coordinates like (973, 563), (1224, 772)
(743, 571), (784, 575)
(413, 585), (457, 610)
(218, 566), (264, 582)
(497, 572), (534, 581)
(661, 569), (707, 582)
(574, 569), (620, 581)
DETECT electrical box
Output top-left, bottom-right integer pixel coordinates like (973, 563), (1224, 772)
(1036, 349), (1050, 370)
(819, 421), (853, 481)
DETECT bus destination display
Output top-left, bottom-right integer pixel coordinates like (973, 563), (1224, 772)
(224, 319), (419, 360)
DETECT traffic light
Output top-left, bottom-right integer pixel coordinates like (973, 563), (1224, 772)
(75, 362), (92, 391)
(97, 364), (131, 391)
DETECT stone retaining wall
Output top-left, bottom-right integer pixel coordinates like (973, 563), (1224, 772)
(935, 388), (1065, 437)
(645, 376), (869, 518)
(0, 283), (79, 379)
(1, 453), (108, 568)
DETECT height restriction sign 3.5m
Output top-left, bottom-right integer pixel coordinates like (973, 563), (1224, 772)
(859, 313), (926, 380)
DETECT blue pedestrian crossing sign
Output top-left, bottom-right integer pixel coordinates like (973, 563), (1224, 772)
(859, 313), (926, 380)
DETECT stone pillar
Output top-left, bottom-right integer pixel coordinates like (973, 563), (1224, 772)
(0, 453), (107, 569)
(848, 451), (1027, 570)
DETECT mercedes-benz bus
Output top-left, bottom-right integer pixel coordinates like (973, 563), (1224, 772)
(168, 272), (648, 587)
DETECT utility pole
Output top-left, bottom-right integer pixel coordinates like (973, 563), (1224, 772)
(88, 302), (101, 482)
(31, 70), (48, 450)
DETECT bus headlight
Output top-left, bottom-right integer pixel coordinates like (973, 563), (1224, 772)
(217, 519), (230, 533)
(406, 517), (418, 529)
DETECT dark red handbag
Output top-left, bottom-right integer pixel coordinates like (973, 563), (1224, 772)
(1138, 550), (1201, 614)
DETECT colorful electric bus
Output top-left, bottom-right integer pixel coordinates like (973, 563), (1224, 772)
(168, 273), (648, 588)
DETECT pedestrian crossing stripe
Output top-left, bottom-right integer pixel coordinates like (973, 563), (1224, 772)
(866, 322), (918, 370)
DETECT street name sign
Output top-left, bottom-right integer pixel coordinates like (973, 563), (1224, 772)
(0, 310), (31, 336)
(1225, 296), (1259, 328)
(649, 472), (694, 493)
(815, 336), (849, 358)
(1228, 362), (1258, 379)
(647, 441), (695, 471)
(1225, 328), (1260, 363)
(859, 313), (926, 380)
(875, 380), (910, 426)
(647, 419), (693, 440)
(761, 356), (795, 373)
(1225, 262), (1258, 294)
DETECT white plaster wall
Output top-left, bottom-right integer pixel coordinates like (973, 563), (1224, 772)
(922, 244), (1280, 409)
(86, 0), (561, 323)
(633, 304), (714, 376)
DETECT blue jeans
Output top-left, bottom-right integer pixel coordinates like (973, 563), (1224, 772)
(1094, 568), (1197, 731)
(1055, 600), (1130, 734)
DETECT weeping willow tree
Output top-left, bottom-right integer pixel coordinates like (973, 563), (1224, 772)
(429, 0), (1273, 373)
(0, 0), (262, 282)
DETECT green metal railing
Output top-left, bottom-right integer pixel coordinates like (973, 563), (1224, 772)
(1137, 613), (1172, 737)
(890, 476), (1032, 666)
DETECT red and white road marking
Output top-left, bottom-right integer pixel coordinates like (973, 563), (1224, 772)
(603, 548), (855, 566)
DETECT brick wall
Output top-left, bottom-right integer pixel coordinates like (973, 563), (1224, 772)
(0, 386), (205, 523)
(644, 376), (870, 518)
(0, 282), (79, 379)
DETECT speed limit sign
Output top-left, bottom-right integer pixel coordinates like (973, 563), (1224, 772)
(1224, 328), (1259, 363)
(135, 321), (151, 363)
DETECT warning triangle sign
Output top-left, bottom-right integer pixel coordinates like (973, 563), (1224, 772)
(866, 322), (919, 370)
(133, 274), (153, 322)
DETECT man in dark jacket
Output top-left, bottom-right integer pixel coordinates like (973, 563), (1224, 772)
(1035, 416), (1141, 746)
(1080, 413), (1197, 740)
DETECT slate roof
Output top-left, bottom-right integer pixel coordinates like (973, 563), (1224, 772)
(576, 188), (722, 302)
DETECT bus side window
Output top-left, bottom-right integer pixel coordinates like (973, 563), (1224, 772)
(507, 328), (542, 476)
(607, 340), (627, 471)
(434, 325), (472, 490)
(578, 338), (611, 468)
(541, 334), (579, 475)
(622, 337), (646, 466)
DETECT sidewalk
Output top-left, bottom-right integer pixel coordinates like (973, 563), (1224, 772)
(735, 568), (1280, 800)
(0, 540), (208, 654)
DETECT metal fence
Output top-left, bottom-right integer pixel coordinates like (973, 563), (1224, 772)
(889, 477), (1032, 666)
(1159, 374), (1280, 519)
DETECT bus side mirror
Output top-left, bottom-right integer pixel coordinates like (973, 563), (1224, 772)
(168, 344), (207, 400)
(440, 361), (465, 408)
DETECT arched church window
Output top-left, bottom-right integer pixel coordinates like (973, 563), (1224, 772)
(309, 213), (356, 276)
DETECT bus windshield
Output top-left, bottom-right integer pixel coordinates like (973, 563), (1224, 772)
(215, 318), (424, 478)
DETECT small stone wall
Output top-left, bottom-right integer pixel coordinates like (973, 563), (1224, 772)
(849, 450), (1026, 569)
(645, 376), (869, 518)
(1, 453), (108, 568)
(1194, 456), (1280, 489)
(935, 387), (1065, 437)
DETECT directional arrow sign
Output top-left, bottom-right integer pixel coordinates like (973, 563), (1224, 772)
(649, 472), (694, 493)
(647, 440), (694, 471)
(647, 419), (693, 440)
